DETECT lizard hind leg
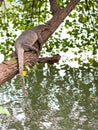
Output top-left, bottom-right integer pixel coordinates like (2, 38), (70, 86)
(23, 44), (39, 54)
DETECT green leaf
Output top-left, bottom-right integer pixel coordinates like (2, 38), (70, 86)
(0, 106), (10, 116)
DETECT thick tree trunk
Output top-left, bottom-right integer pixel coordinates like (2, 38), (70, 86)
(0, 0), (80, 85)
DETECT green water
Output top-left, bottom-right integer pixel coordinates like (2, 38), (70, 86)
(0, 64), (98, 130)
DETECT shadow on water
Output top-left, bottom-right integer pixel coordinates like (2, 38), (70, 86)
(0, 64), (98, 130)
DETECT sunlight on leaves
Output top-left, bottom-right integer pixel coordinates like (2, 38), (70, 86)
(22, 70), (27, 76)
(0, 106), (10, 116)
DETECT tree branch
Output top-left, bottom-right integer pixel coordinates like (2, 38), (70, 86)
(0, 52), (38, 85)
(49, 0), (60, 15)
(0, 54), (60, 85)
(40, 0), (80, 45)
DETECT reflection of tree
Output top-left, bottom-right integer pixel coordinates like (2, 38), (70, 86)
(0, 65), (98, 129)
(24, 64), (98, 129)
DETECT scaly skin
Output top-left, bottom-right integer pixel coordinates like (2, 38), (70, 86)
(15, 24), (49, 96)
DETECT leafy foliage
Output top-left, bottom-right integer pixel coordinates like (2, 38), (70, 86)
(0, 0), (98, 59)
(64, 0), (98, 54)
(0, 106), (10, 116)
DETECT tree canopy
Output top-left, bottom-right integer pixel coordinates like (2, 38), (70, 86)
(0, 0), (97, 56)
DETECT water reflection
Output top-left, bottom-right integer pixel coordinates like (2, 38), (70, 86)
(0, 64), (98, 130)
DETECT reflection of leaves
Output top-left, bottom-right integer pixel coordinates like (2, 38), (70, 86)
(89, 95), (95, 100)
(1, 64), (98, 129)
(0, 106), (10, 116)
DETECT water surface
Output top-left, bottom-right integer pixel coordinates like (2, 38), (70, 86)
(0, 64), (98, 130)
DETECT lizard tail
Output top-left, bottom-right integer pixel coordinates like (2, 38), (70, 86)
(17, 49), (28, 98)
(17, 48), (24, 75)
